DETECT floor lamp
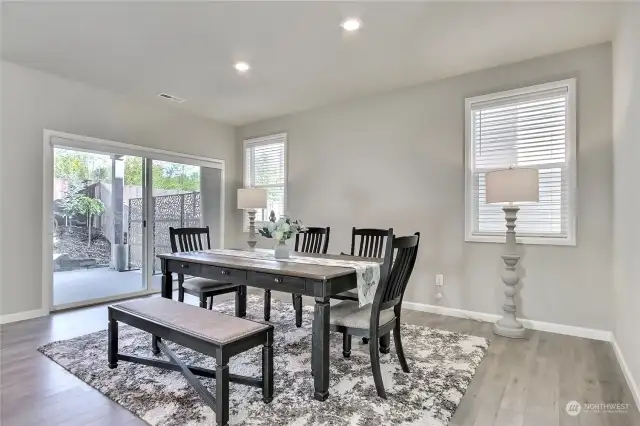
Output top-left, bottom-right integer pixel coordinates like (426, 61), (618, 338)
(238, 188), (267, 248)
(486, 167), (539, 338)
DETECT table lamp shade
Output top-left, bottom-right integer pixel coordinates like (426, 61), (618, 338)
(486, 168), (539, 204)
(237, 188), (267, 209)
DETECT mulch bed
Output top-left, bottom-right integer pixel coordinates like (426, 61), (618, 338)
(54, 226), (111, 266)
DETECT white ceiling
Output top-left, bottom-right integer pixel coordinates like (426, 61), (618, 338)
(1, 2), (616, 125)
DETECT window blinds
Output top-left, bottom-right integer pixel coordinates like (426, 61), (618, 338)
(244, 134), (286, 229)
(469, 84), (572, 239)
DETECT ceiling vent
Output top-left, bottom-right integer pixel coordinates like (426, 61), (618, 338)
(157, 93), (185, 103)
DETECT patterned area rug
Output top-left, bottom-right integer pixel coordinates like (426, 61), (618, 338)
(38, 296), (489, 426)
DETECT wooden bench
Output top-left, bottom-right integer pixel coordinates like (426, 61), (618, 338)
(108, 297), (274, 426)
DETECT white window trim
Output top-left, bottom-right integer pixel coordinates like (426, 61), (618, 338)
(242, 132), (288, 232)
(464, 79), (577, 246)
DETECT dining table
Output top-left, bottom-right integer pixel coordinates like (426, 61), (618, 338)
(156, 248), (382, 402)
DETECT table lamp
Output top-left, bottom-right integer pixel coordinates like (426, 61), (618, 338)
(486, 167), (539, 338)
(238, 188), (267, 248)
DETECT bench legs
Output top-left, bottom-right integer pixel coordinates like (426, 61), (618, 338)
(216, 361), (230, 426)
(107, 311), (273, 426)
(108, 318), (118, 369)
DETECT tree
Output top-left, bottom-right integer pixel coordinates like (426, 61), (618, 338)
(55, 152), (89, 181)
(91, 166), (110, 182)
(124, 156), (143, 186)
(58, 182), (83, 226)
(73, 196), (106, 247)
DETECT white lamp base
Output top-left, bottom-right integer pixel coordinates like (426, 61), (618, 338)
(493, 319), (526, 338)
(494, 205), (527, 339)
(247, 209), (257, 249)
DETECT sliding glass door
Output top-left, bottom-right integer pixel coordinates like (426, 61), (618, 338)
(52, 148), (146, 307)
(49, 134), (224, 310)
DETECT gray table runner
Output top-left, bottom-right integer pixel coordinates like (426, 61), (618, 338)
(203, 249), (380, 307)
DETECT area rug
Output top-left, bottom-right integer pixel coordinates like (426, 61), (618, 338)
(38, 296), (489, 426)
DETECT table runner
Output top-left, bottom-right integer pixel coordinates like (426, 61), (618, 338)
(202, 249), (380, 307)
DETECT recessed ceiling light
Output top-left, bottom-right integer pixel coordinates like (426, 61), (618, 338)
(235, 62), (250, 73)
(341, 18), (361, 32)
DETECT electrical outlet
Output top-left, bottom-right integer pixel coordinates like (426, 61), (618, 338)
(436, 274), (444, 287)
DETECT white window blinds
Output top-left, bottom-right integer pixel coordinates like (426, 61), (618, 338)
(243, 134), (287, 230)
(465, 80), (576, 245)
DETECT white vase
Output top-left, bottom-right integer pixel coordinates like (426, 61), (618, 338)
(274, 239), (290, 259)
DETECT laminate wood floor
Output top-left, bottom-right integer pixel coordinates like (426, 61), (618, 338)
(1, 292), (638, 426)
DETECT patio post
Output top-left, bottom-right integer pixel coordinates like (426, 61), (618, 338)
(111, 155), (127, 271)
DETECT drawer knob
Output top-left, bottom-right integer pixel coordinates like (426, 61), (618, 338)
(181, 264), (189, 269)
(221, 270), (230, 276)
(274, 277), (283, 283)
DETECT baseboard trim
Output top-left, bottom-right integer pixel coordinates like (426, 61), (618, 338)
(402, 301), (612, 341)
(612, 336), (640, 411)
(0, 308), (48, 325)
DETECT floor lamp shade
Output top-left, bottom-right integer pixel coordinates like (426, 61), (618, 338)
(486, 168), (539, 204)
(237, 188), (267, 209)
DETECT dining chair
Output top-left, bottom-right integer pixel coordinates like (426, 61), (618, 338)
(351, 227), (393, 257)
(169, 226), (245, 315)
(329, 232), (420, 399)
(333, 227), (394, 346)
(288, 227), (330, 327)
(334, 227), (394, 299)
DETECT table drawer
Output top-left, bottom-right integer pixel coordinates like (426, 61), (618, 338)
(173, 260), (203, 277)
(169, 261), (246, 282)
(247, 271), (306, 292)
(201, 264), (247, 282)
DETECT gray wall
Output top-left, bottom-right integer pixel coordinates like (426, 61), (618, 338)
(613, 4), (640, 403)
(0, 60), (240, 316)
(239, 43), (614, 331)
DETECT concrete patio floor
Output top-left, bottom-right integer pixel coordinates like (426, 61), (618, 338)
(53, 267), (163, 306)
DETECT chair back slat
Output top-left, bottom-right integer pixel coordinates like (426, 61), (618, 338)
(369, 232), (420, 327)
(380, 233), (420, 305)
(351, 228), (393, 258)
(169, 226), (211, 253)
(295, 227), (330, 254)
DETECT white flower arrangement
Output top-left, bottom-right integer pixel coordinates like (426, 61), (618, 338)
(258, 212), (306, 242)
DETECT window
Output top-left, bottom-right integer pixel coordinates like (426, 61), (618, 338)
(465, 79), (576, 245)
(243, 133), (287, 230)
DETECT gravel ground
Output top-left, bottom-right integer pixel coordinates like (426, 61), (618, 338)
(54, 226), (111, 265)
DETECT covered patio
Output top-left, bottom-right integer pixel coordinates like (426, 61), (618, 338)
(53, 268), (163, 306)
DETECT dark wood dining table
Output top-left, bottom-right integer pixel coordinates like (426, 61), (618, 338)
(157, 248), (381, 401)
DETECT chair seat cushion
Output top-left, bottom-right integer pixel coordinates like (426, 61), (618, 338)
(112, 298), (270, 344)
(182, 277), (237, 293)
(329, 300), (395, 330)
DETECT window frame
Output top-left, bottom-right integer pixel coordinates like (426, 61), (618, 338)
(464, 79), (577, 246)
(242, 132), (288, 232)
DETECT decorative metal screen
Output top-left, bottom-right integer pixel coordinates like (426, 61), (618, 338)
(128, 198), (144, 269)
(127, 192), (201, 272)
